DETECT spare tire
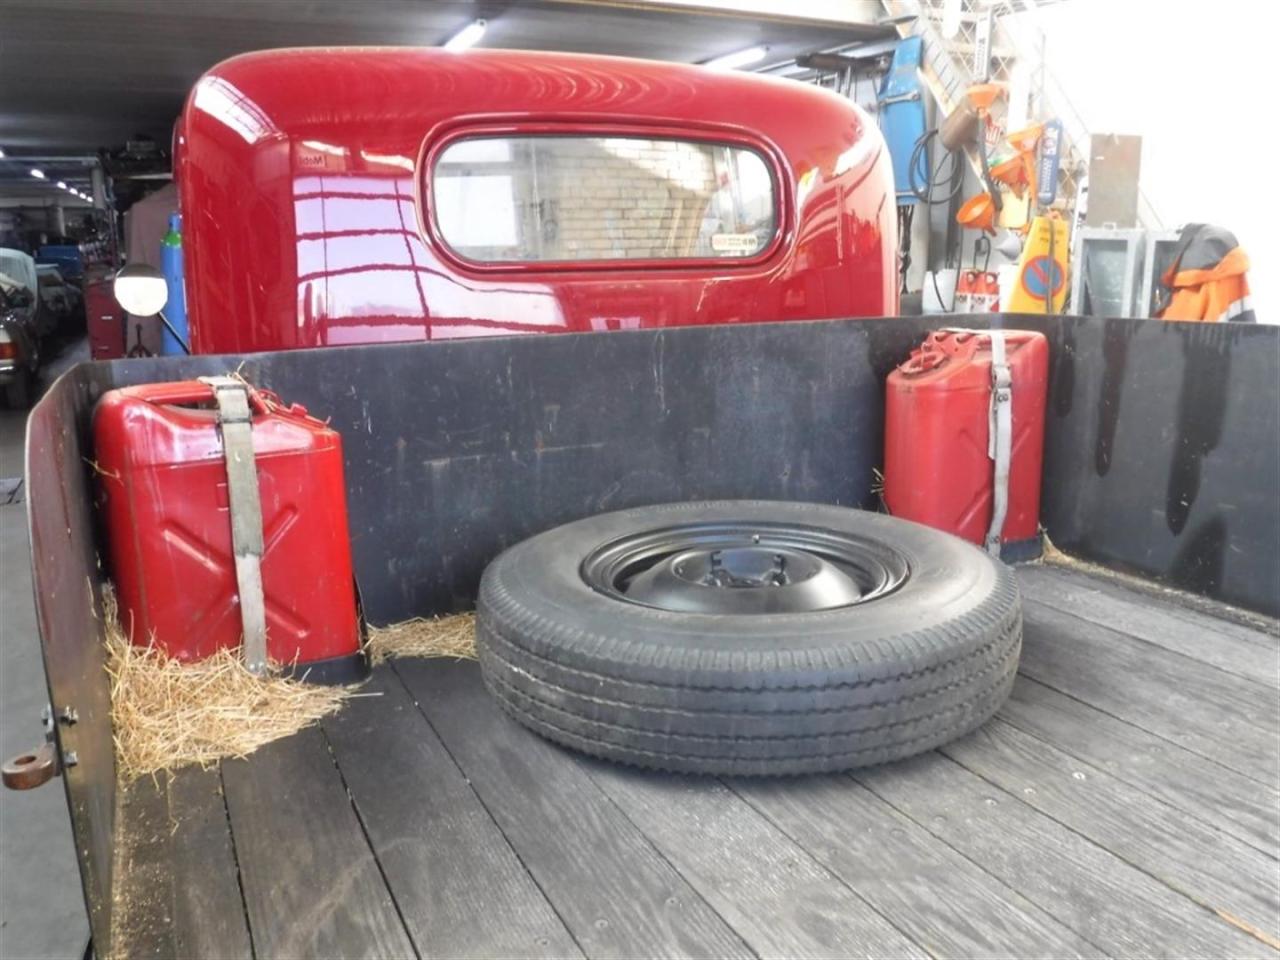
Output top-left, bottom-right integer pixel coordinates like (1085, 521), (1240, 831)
(476, 501), (1021, 775)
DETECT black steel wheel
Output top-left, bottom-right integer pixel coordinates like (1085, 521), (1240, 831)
(581, 521), (910, 615)
(476, 501), (1022, 776)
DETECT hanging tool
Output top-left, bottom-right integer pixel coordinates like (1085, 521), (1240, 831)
(965, 83), (1006, 216)
(877, 38), (929, 295)
(878, 37), (929, 207)
(948, 83), (1008, 239)
(991, 123), (1043, 201)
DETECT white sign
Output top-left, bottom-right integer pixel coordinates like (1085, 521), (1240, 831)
(711, 233), (760, 254)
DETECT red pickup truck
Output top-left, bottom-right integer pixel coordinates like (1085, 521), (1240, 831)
(175, 48), (896, 352)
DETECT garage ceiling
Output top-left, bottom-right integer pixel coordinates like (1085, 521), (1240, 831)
(0, 0), (892, 156)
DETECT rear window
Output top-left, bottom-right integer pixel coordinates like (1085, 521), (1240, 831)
(431, 135), (776, 264)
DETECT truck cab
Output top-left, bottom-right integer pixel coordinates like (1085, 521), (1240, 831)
(176, 48), (896, 353)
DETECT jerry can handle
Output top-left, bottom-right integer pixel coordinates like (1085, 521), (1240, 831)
(137, 379), (273, 415)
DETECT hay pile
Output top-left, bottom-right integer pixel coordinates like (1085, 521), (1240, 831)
(104, 591), (353, 780)
(104, 588), (477, 781)
(367, 613), (476, 664)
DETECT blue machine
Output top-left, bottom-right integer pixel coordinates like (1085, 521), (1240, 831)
(877, 37), (928, 205)
(160, 213), (188, 355)
(36, 245), (84, 281)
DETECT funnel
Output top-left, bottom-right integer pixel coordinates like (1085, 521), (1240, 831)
(989, 155), (1029, 197)
(1006, 123), (1044, 154)
(965, 83), (1005, 114)
(957, 193), (998, 234)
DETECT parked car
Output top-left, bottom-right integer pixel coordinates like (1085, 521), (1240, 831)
(0, 272), (40, 407)
(36, 263), (83, 331)
(0, 247), (56, 337)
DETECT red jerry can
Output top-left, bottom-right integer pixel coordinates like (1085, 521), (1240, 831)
(93, 379), (365, 682)
(884, 328), (1048, 557)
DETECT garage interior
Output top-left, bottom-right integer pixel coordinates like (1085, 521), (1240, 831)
(1, 2), (1276, 959)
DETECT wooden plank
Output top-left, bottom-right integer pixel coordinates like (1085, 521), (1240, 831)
(1020, 565), (1279, 648)
(1001, 676), (1280, 854)
(111, 767), (253, 960)
(1018, 600), (1279, 785)
(111, 773), (185, 960)
(577, 758), (930, 959)
(166, 769), (256, 959)
(1017, 566), (1279, 684)
(944, 719), (1280, 941)
(221, 725), (416, 960)
(323, 668), (583, 959)
(731, 775), (1103, 959)
(394, 659), (753, 960)
(854, 751), (1276, 958)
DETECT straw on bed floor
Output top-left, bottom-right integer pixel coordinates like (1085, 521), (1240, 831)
(104, 587), (477, 781)
(366, 613), (476, 664)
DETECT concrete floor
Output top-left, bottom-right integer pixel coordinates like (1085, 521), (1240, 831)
(1, 337), (91, 960)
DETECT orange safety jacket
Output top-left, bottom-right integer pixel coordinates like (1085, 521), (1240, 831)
(1155, 224), (1256, 323)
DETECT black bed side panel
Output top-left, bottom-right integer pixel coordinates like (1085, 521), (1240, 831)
(102, 319), (923, 621)
(1037, 318), (1279, 616)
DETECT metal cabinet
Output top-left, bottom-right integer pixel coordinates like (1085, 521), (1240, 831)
(1069, 227), (1145, 318)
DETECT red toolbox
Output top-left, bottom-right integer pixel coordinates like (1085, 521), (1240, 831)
(84, 274), (126, 360)
(884, 328), (1048, 557)
(86, 271), (162, 359)
(93, 379), (365, 682)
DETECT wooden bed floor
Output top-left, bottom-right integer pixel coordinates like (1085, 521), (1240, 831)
(112, 565), (1280, 959)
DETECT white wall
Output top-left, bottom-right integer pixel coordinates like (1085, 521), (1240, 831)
(1031, 0), (1273, 321)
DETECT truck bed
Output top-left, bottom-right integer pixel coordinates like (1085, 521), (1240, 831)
(110, 564), (1280, 959)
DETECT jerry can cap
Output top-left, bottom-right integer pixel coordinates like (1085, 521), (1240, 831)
(897, 340), (948, 375)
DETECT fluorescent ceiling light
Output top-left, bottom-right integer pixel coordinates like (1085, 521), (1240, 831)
(0, 148), (6, 158)
(30, 168), (45, 179)
(56, 181), (67, 189)
(443, 18), (486, 52)
(704, 46), (768, 70)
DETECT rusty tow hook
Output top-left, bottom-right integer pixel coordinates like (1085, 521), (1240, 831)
(3, 705), (75, 790)
(2, 742), (59, 790)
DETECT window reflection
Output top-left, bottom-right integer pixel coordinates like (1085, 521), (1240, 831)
(191, 77), (278, 145)
(293, 174), (431, 340)
(292, 170), (565, 341)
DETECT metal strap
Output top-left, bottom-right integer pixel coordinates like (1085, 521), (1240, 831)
(199, 376), (268, 675)
(985, 331), (1013, 557)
